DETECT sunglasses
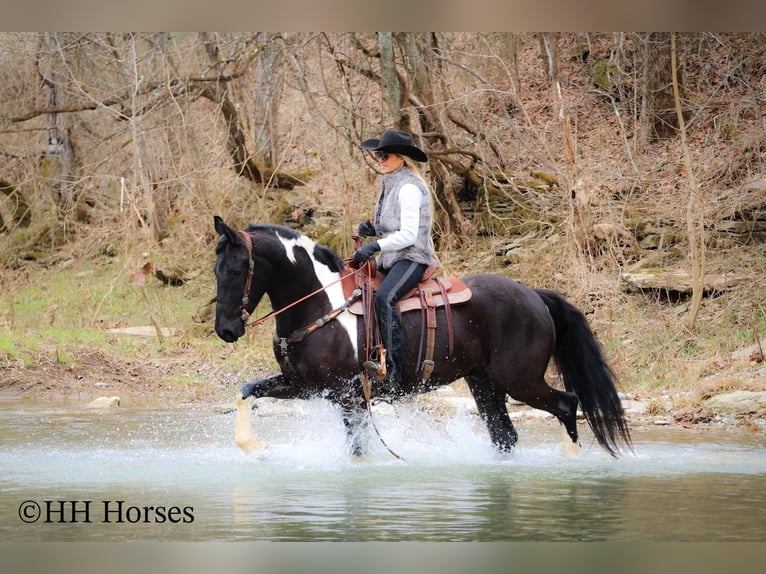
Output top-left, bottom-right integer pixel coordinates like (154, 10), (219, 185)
(374, 151), (390, 161)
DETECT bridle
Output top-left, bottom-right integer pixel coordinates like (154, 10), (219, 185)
(239, 231), (256, 323)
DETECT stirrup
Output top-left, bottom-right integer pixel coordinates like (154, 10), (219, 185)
(362, 360), (386, 382)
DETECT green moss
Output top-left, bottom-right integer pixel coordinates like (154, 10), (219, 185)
(591, 59), (620, 92)
(0, 335), (21, 359)
(529, 171), (560, 187)
(678, 339), (703, 358)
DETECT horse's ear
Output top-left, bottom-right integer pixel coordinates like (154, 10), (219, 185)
(214, 215), (242, 245)
(213, 215), (226, 236)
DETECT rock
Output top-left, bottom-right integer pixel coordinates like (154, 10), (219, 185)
(731, 339), (766, 361)
(621, 399), (649, 416)
(212, 403), (236, 414)
(514, 408), (554, 420)
(503, 247), (534, 265)
(86, 396), (120, 408)
(704, 390), (766, 415)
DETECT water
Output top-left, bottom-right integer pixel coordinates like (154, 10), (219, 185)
(1, 397), (765, 541)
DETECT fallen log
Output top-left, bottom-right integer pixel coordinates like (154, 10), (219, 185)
(620, 269), (756, 295)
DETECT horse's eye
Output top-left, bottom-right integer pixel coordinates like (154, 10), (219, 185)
(229, 269), (242, 277)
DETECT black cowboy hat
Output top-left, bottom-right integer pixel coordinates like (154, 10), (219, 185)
(360, 129), (428, 162)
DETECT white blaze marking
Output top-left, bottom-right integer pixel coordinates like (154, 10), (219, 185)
(277, 233), (358, 355)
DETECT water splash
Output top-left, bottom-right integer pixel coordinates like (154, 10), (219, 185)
(2, 400), (766, 541)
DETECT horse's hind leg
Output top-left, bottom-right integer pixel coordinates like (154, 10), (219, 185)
(512, 380), (579, 445)
(464, 371), (518, 452)
(555, 389), (579, 444)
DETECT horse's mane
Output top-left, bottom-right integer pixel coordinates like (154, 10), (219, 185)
(244, 222), (345, 274)
(312, 242), (345, 273)
(244, 222), (299, 238)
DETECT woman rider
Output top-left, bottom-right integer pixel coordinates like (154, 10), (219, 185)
(352, 129), (436, 394)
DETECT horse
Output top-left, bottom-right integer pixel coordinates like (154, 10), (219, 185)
(213, 215), (632, 458)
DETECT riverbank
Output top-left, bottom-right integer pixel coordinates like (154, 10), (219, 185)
(2, 345), (764, 435)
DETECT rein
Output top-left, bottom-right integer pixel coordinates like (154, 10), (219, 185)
(239, 229), (360, 331)
(244, 270), (360, 330)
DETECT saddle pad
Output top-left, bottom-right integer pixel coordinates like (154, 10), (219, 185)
(345, 275), (472, 316)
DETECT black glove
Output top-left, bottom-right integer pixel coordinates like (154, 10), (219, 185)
(352, 241), (380, 264)
(357, 219), (376, 237)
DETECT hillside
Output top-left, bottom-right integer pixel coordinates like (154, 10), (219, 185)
(1, 33), (764, 427)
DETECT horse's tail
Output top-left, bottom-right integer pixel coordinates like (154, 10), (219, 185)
(535, 288), (633, 457)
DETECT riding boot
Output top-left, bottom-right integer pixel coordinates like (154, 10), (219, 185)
(378, 314), (405, 395)
(367, 260), (427, 397)
(362, 352), (387, 382)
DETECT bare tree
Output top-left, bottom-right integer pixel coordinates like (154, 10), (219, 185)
(198, 32), (300, 190)
(378, 32), (405, 129)
(637, 32), (681, 146)
(671, 33), (705, 329)
(251, 32), (285, 168)
(397, 33), (469, 243)
(35, 33), (80, 211)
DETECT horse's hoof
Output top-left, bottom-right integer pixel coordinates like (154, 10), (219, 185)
(241, 380), (262, 399)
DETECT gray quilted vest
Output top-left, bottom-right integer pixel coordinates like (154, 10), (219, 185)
(374, 166), (435, 269)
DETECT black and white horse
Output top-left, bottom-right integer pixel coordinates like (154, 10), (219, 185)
(213, 216), (632, 457)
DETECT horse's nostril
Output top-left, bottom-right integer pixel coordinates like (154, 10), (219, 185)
(218, 329), (239, 343)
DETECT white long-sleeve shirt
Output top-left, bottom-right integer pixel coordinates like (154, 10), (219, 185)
(376, 182), (422, 252)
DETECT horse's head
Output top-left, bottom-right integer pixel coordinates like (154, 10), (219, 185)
(213, 215), (348, 343)
(213, 216), (270, 343)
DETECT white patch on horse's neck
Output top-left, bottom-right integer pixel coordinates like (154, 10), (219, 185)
(276, 233), (302, 265)
(277, 233), (342, 305)
(276, 233), (358, 354)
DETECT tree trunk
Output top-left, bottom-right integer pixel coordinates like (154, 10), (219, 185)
(539, 32), (562, 118)
(378, 33), (405, 128)
(397, 33), (467, 245)
(37, 33), (79, 212)
(671, 33), (705, 329)
(252, 32), (283, 168)
(638, 32), (680, 143)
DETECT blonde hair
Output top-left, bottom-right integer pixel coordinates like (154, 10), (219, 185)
(401, 155), (428, 186)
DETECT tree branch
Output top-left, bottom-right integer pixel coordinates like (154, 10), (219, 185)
(5, 74), (245, 124)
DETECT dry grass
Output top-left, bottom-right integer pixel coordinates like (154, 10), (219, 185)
(1, 33), (765, 409)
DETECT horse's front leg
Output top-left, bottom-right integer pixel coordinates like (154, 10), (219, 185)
(235, 373), (303, 455)
(339, 380), (370, 457)
(240, 373), (297, 399)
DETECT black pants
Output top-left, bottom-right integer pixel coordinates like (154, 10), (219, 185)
(373, 259), (428, 380)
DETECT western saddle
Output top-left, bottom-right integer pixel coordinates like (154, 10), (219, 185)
(343, 260), (472, 383)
